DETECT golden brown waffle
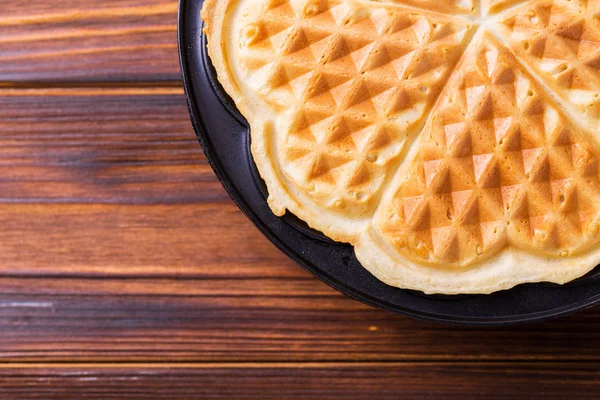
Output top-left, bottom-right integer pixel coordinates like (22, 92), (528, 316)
(202, 0), (600, 293)
(375, 33), (600, 266)
(497, 0), (600, 128)
(236, 0), (473, 223)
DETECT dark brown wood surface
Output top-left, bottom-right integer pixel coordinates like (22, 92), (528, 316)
(0, 0), (599, 398)
(2, 363), (600, 399)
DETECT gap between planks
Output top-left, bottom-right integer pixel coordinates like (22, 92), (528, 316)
(0, 84), (184, 96)
(0, 361), (598, 368)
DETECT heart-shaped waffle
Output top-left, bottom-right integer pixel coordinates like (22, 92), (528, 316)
(202, 0), (600, 293)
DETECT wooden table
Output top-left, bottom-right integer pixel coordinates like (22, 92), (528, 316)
(1, 1), (599, 398)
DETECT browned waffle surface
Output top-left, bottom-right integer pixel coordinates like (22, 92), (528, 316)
(498, 0), (600, 128)
(237, 0), (473, 217)
(376, 34), (600, 266)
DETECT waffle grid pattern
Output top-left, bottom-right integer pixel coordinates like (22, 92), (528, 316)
(240, 0), (473, 215)
(379, 40), (600, 264)
(499, 0), (600, 126)
(235, 0), (600, 266)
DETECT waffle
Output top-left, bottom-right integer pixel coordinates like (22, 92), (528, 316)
(202, 0), (600, 293)
(204, 0), (474, 241)
(496, 0), (600, 128)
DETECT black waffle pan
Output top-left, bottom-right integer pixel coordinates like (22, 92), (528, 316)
(178, 0), (600, 325)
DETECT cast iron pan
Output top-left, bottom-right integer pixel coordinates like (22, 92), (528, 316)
(178, 0), (600, 325)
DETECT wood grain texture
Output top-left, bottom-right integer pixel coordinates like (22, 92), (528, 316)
(1, 1), (180, 83)
(0, 277), (598, 362)
(0, 363), (598, 399)
(0, 92), (296, 277)
(0, 92), (219, 204)
(0, 203), (297, 276)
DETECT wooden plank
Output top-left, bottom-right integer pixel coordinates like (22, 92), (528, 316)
(1, 0), (180, 83)
(0, 362), (598, 399)
(0, 93), (227, 204)
(0, 203), (298, 277)
(0, 275), (599, 362)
